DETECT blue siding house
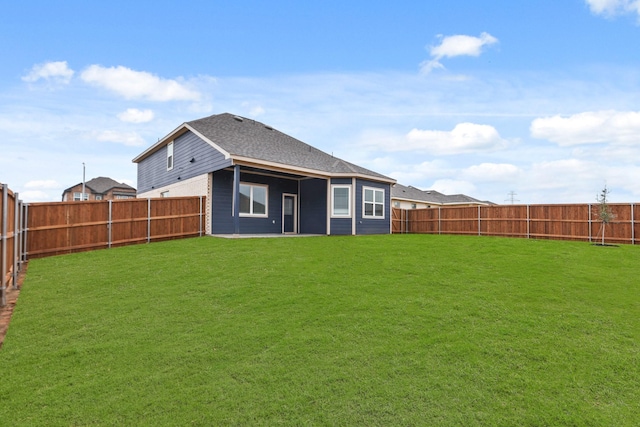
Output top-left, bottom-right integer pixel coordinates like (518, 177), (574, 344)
(132, 113), (396, 235)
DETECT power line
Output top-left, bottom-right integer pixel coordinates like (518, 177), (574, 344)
(505, 191), (519, 204)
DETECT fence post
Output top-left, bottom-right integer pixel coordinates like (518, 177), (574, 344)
(23, 204), (28, 262)
(588, 203), (592, 243)
(12, 192), (19, 289)
(1, 184), (7, 306)
(108, 200), (112, 249)
(631, 203), (635, 245)
(438, 207), (441, 235)
(404, 209), (407, 234)
(526, 205), (530, 239)
(478, 205), (481, 236)
(17, 200), (23, 271)
(147, 198), (151, 243)
(199, 196), (203, 237)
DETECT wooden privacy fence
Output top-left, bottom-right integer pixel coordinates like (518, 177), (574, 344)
(392, 203), (639, 245)
(1, 184), (26, 307)
(1, 185), (205, 306)
(26, 196), (206, 259)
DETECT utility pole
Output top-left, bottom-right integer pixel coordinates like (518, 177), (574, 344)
(505, 191), (519, 204)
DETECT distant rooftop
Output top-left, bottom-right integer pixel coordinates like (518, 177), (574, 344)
(391, 183), (493, 205)
(63, 177), (135, 194)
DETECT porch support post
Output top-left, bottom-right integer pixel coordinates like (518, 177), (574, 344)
(351, 177), (356, 235)
(233, 164), (240, 235)
(326, 178), (331, 235)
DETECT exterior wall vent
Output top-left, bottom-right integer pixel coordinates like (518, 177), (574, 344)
(233, 116), (244, 122)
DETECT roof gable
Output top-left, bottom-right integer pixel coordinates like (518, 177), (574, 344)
(187, 114), (392, 181)
(134, 113), (394, 183)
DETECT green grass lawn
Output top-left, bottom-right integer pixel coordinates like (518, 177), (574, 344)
(1, 234), (638, 426)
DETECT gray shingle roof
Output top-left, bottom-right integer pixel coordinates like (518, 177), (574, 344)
(391, 183), (449, 204)
(185, 113), (393, 181)
(64, 177), (136, 194)
(392, 183), (491, 205)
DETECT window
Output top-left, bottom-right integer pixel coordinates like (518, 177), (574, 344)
(115, 195), (134, 199)
(96, 195), (103, 200)
(411, 203), (417, 209)
(73, 192), (88, 201)
(239, 183), (268, 216)
(160, 191), (169, 198)
(363, 187), (385, 219)
(167, 141), (174, 170)
(331, 185), (351, 217)
(393, 201), (400, 208)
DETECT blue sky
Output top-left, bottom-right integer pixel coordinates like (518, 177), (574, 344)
(2, 0), (640, 203)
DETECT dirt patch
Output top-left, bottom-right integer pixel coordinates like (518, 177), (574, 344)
(0, 262), (28, 350)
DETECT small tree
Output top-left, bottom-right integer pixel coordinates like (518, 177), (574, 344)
(595, 185), (615, 245)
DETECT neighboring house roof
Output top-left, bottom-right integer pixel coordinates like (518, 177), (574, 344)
(132, 113), (395, 183)
(63, 177), (136, 194)
(391, 183), (492, 206)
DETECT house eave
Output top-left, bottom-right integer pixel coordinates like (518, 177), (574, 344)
(441, 201), (490, 206)
(232, 156), (396, 184)
(392, 196), (442, 205)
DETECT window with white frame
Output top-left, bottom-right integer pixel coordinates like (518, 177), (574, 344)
(73, 192), (89, 201)
(331, 185), (351, 217)
(363, 187), (385, 218)
(239, 183), (268, 216)
(167, 141), (174, 170)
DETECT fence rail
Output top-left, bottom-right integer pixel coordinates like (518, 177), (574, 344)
(392, 203), (639, 245)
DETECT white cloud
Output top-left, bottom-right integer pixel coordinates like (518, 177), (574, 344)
(20, 190), (57, 203)
(430, 179), (477, 195)
(388, 159), (456, 186)
(240, 102), (266, 117)
(421, 32), (498, 74)
(585, 0), (640, 17)
(80, 65), (201, 101)
(405, 123), (508, 155)
(249, 106), (265, 116)
(93, 130), (146, 146)
(22, 61), (74, 84)
(462, 163), (522, 182)
(530, 110), (640, 145)
(117, 108), (155, 123)
(529, 159), (595, 190)
(24, 179), (60, 189)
